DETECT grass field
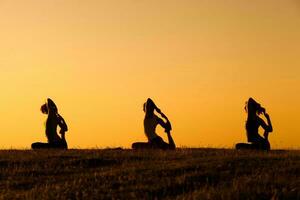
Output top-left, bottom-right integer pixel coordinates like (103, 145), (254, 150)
(0, 149), (299, 200)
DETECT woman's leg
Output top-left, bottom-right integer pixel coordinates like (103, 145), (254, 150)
(60, 139), (68, 149)
(236, 133), (270, 150)
(132, 139), (169, 150)
(253, 135), (270, 150)
(32, 139), (68, 150)
(259, 139), (270, 150)
(132, 142), (153, 149)
(236, 141), (270, 150)
(150, 136), (175, 150)
(264, 140), (271, 150)
(59, 133), (68, 149)
(165, 131), (176, 150)
(236, 143), (255, 150)
(132, 134), (176, 150)
(31, 142), (52, 149)
(51, 141), (67, 149)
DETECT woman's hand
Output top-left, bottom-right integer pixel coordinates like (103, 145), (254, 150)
(59, 129), (66, 135)
(164, 120), (172, 133)
(264, 112), (270, 119)
(155, 108), (161, 114)
(160, 112), (169, 120)
(263, 110), (273, 133)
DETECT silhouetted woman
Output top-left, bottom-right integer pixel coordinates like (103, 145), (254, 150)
(236, 98), (273, 150)
(31, 98), (68, 149)
(132, 98), (176, 150)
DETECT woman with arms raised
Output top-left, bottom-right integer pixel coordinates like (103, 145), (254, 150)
(132, 98), (176, 150)
(236, 97), (273, 150)
(31, 98), (68, 149)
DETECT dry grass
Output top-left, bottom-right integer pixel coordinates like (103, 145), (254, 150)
(0, 149), (299, 200)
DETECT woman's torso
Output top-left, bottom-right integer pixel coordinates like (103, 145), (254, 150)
(46, 114), (61, 143)
(144, 114), (159, 141)
(246, 116), (261, 142)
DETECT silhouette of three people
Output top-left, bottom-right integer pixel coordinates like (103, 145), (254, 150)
(236, 97), (273, 150)
(31, 97), (273, 151)
(132, 98), (176, 150)
(31, 98), (68, 149)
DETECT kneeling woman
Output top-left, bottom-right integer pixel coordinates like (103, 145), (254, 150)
(236, 98), (273, 150)
(32, 98), (68, 149)
(132, 98), (176, 150)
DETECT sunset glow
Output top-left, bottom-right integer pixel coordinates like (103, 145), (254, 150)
(0, 0), (299, 148)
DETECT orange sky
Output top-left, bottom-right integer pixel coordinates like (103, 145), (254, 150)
(0, 0), (299, 149)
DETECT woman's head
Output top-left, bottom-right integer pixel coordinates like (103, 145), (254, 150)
(41, 98), (58, 114)
(47, 98), (58, 113)
(144, 99), (154, 113)
(143, 98), (159, 114)
(40, 103), (48, 114)
(245, 98), (265, 115)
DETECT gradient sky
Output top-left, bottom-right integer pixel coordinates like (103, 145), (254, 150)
(0, 0), (299, 149)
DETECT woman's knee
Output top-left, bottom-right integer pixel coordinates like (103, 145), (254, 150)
(132, 142), (144, 149)
(131, 143), (138, 149)
(31, 142), (48, 149)
(132, 142), (152, 149)
(31, 143), (38, 149)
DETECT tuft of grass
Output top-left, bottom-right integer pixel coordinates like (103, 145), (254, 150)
(0, 149), (299, 200)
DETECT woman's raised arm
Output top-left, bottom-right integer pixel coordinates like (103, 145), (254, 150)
(57, 114), (68, 133)
(47, 98), (58, 114)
